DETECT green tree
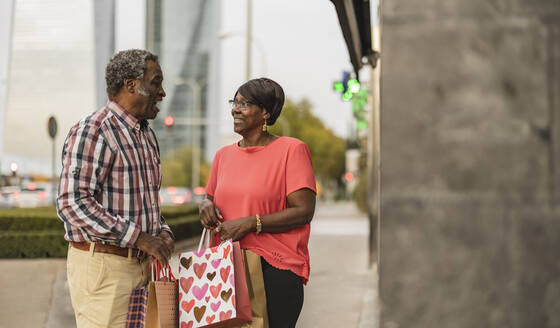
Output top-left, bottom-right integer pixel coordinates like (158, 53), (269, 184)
(269, 99), (346, 192)
(161, 147), (210, 187)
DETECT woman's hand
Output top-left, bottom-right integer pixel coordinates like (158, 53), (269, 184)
(215, 217), (255, 242)
(199, 198), (223, 229)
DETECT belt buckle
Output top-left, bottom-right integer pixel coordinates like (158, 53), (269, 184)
(136, 250), (147, 263)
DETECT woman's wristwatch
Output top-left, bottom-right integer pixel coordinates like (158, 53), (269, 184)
(255, 214), (262, 234)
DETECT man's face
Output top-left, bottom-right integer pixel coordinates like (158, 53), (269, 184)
(134, 60), (166, 120)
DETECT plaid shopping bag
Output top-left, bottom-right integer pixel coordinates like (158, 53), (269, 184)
(126, 285), (149, 327)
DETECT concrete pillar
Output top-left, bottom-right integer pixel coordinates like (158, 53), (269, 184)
(379, 1), (560, 327)
(0, 0), (15, 166)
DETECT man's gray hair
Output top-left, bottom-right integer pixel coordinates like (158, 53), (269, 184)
(105, 49), (159, 98)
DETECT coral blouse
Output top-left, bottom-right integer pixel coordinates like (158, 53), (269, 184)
(205, 136), (316, 284)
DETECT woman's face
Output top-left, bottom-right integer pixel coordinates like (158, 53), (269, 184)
(231, 93), (268, 135)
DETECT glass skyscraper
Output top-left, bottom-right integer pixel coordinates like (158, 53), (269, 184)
(146, 0), (220, 160)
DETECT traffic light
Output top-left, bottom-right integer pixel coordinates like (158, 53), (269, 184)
(333, 71), (361, 101)
(164, 115), (174, 127)
(344, 172), (355, 182)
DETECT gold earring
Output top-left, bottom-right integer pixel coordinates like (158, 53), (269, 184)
(262, 119), (267, 132)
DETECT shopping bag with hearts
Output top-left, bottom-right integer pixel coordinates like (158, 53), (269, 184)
(178, 229), (252, 328)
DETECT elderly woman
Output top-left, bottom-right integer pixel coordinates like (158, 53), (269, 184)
(199, 78), (316, 328)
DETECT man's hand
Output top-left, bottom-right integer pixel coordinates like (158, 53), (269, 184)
(135, 232), (171, 267)
(199, 199), (223, 229)
(159, 230), (175, 255)
(215, 217), (254, 242)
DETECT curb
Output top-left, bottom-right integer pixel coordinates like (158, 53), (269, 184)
(358, 263), (380, 328)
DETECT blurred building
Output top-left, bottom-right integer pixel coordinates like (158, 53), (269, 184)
(0, 0), (96, 177)
(379, 1), (560, 327)
(145, 0), (220, 161)
(0, 0), (220, 178)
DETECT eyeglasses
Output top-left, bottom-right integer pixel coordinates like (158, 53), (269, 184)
(228, 100), (253, 109)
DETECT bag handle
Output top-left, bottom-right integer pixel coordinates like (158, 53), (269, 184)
(151, 259), (177, 283)
(197, 228), (212, 251)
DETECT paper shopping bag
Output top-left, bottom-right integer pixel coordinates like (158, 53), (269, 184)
(238, 249), (268, 328)
(146, 281), (178, 328)
(127, 261), (178, 328)
(178, 229), (251, 328)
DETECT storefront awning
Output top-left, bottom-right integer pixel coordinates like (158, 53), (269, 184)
(330, 0), (379, 80)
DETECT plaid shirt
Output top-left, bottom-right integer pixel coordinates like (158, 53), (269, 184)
(57, 101), (173, 248)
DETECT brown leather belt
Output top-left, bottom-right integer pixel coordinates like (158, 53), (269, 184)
(71, 241), (141, 258)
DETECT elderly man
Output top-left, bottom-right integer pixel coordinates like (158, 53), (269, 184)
(57, 49), (174, 327)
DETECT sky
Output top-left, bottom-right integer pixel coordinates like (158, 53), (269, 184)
(0, 0), (379, 175)
(218, 0), (379, 138)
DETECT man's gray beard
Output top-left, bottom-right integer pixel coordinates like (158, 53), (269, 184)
(138, 85), (150, 97)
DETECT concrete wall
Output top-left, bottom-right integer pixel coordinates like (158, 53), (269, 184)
(379, 1), (560, 327)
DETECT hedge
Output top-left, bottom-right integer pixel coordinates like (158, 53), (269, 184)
(0, 205), (202, 258)
(0, 205), (198, 232)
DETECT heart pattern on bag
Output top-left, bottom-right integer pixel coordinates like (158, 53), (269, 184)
(220, 288), (232, 302)
(220, 310), (232, 321)
(178, 240), (239, 327)
(180, 277), (194, 294)
(181, 322), (193, 328)
(193, 263), (207, 279)
(194, 305), (206, 322)
(223, 244), (231, 259)
(210, 283), (222, 298)
(181, 299), (195, 313)
(220, 266), (231, 283)
(192, 283), (208, 300)
(210, 301), (221, 312)
(181, 256), (193, 270)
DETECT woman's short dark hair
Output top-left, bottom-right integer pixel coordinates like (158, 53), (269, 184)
(234, 78), (285, 125)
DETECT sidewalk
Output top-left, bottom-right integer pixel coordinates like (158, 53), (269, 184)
(0, 201), (378, 328)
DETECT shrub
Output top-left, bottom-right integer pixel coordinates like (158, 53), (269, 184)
(0, 205), (201, 258)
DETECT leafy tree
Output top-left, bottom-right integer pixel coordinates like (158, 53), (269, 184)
(269, 99), (346, 190)
(161, 147), (210, 187)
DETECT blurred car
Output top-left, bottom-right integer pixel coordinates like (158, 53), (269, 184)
(0, 186), (19, 209)
(192, 186), (205, 204)
(0, 190), (13, 209)
(159, 186), (192, 206)
(0, 183), (53, 208)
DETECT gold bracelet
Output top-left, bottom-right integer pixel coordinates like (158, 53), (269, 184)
(255, 214), (262, 235)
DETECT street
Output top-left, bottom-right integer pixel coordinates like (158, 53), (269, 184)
(0, 201), (376, 328)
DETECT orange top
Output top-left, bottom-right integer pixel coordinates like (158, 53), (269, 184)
(205, 136), (316, 284)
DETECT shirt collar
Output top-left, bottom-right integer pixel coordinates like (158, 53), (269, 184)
(106, 100), (149, 131)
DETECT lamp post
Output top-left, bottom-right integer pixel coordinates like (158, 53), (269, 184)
(218, 30), (291, 137)
(246, 0), (252, 81)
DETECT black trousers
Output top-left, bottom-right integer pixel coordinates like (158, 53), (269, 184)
(261, 257), (304, 328)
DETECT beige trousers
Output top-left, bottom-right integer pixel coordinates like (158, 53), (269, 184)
(66, 244), (150, 328)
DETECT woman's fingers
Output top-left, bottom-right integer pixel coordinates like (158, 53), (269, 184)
(215, 206), (223, 221)
(200, 207), (218, 228)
